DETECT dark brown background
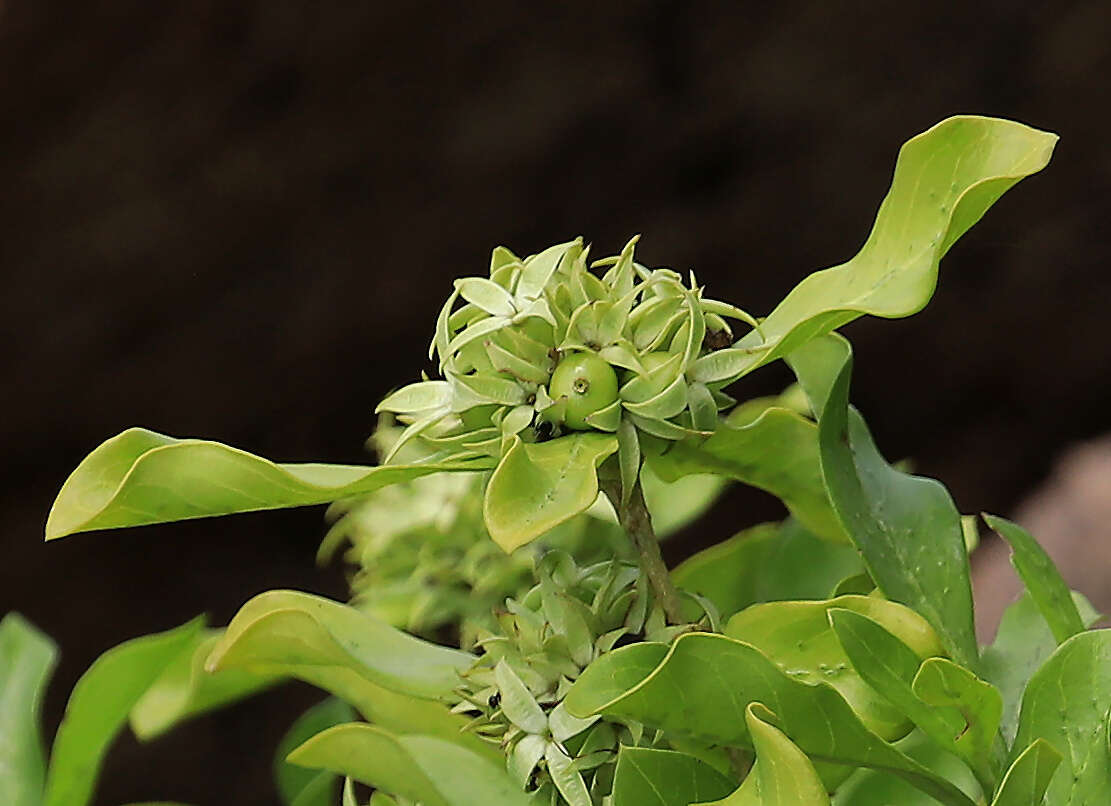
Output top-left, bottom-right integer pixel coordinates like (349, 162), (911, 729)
(4, 2), (1110, 803)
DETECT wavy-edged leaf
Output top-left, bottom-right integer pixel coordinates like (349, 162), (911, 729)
(982, 513), (1084, 645)
(726, 596), (943, 740)
(0, 613), (58, 806)
(275, 698), (356, 806)
(484, 434), (618, 551)
(832, 730), (982, 805)
(1011, 630), (1111, 804)
(287, 723), (531, 806)
(647, 406), (847, 543)
(990, 738), (1061, 806)
(46, 428), (493, 540)
(639, 461), (726, 538)
(748, 703), (831, 805)
(610, 746), (735, 806)
(565, 633), (976, 806)
(206, 590), (472, 702)
(129, 628), (278, 740)
(43, 618), (204, 806)
(792, 335), (979, 669)
(692, 116), (1056, 384)
(980, 591), (1100, 745)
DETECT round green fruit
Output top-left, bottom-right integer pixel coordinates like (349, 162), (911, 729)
(549, 352), (619, 430)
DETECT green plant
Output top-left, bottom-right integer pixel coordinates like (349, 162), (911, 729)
(8, 115), (1103, 805)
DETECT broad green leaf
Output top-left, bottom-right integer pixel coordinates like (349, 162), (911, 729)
(640, 461), (727, 538)
(610, 746), (735, 806)
(793, 336), (979, 669)
(833, 730), (982, 805)
(204, 591), (497, 761)
(980, 591), (1100, 744)
(43, 617), (204, 806)
(566, 633), (976, 806)
(828, 608), (994, 785)
(647, 407), (848, 543)
(275, 698), (356, 806)
(990, 739), (1061, 806)
(46, 427), (493, 540)
(484, 433), (618, 551)
(982, 514), (1084, 644)
(287, 723), (531, 806)
(755, 519), (865, 603)
(1012, 630), (1111, 804)
(693, 116), (1056, 384)
(206, 590), (473, 701)
(129, 628), (279, 740)
(0, 613), (58, 806)
(726, 596), (943, 740)
(748, 703), (831, 805)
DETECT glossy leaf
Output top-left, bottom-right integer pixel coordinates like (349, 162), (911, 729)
(980, 591), (1100, 744)
(566, 633), (976, 806)
(726, 596), (943, 739)
(287, 723), (531, 806)
(46, 427), (493, 540)
(692, 116), (1056, 383)
(990, 739), (1061, 806)
(610, 746), (735, 806)
(792, 335), (979, 669)
(1011, 630), (1111, 804)
(43, 618), (204, 806)
(0, 613), (58, 806)
(911, 657), (1003, 776)
(647, 406), (847, 543)
(206, 590), (473, 701)
(129, 628), (279, 740)
(275, 698), (356, 806)
(483, 433), (618, 551)
(982, 513), (1084, 645)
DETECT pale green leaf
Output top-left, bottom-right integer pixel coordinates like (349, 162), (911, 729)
(286, 723), (531, 806)
(484, 434), (618, 551)
(545, 743), (592, 806)
(693, 116), (1056, 383)
(911, 657), (1003, 780)
(46, 428), (492, 540)
(494, 660), (546, 734)
(0, 613), (58, 806)
(275, 698), (356, 806)
(747, 702), (831, 805)
(43, 618), (204, 806)
(456, 277), (517, 318)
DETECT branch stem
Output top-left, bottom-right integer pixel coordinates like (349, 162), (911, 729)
(601, 478), (684, 624)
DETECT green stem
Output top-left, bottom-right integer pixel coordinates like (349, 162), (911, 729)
(601, 478), (684, 624)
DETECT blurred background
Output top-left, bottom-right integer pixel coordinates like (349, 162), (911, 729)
(4, 2), (1110, 803)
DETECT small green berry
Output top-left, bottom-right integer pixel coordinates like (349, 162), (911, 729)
(549, 352), (619, 430)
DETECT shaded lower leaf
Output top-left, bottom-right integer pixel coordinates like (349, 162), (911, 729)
(990, 739), (1061, 806)
(646, 406), (847, 543)
(43, 617), (204, 806)
(566, 633), (976, 806)
(46, 427), (492, 540)
(1012, 630), (1111, 804)
(980, 591), (1100, 744)
(672, 523), (780, 620)
(792, 335), (979, 670)
(0, 613), (58, 806)
(610, 746), (735, 806)
(833, 730), (982, 805)
(130, 628), (279, 740)
(484, 433), (618, 551)
(287, 723), (531, 806)
(639, 461), (727, 538)
(276, 698), (356, 806)
(982, 514), (1084, 645)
